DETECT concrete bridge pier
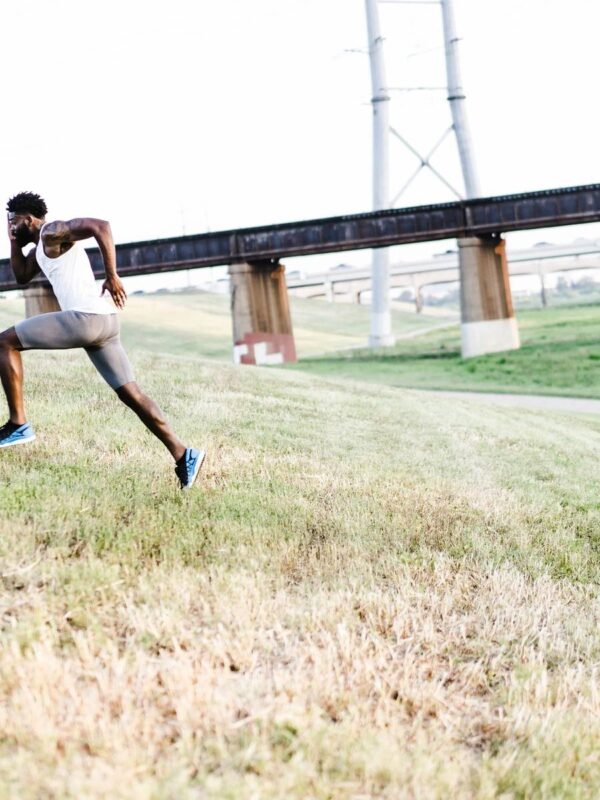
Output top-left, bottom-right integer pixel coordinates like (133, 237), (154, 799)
(23, 283), (60, 317)
(537, 264), (548, 307)
(229, 260), (297, 366)
(415, 288), (423, 314)
(411, 276), (423, 314)
(459, 235), (520, 358)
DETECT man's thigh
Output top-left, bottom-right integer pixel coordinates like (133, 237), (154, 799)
(14, 311), (101, 351)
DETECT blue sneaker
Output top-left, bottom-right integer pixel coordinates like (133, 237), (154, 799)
(0, 421), (36, 449)
(175, 447), (205, 490)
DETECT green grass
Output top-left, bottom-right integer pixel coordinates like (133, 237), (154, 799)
(293, 302), (600, 398)
(1, 292), (600, 797)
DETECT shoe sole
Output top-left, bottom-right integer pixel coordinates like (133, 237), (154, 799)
(182, 450), (206, 491)
(0, 434), (36, 449)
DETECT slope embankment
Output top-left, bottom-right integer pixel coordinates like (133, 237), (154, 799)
(1, 332), (600, 798)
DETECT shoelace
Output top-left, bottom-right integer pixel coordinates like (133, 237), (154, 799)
(175, 457), (191, 482)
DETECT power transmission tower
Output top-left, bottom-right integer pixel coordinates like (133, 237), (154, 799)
(365, 0), (520, 357)
(365, 0), (394, 347)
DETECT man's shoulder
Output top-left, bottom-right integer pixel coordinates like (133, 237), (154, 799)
(41, 220), (72, 241)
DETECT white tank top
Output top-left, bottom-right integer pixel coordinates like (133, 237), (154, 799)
(36, 223), (115, 315)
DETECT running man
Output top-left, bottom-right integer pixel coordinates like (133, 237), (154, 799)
(0, 191), (204, 489)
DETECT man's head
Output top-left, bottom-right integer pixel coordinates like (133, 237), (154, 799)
(6, 191), (48, 247)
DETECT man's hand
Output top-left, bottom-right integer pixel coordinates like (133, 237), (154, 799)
(7, 217), (16, 242)
(101, 276), (127, 309)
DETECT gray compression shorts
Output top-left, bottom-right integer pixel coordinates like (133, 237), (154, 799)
(14, 310), (135, 390)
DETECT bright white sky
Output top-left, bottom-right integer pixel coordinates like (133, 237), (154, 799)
(2, 0), (600, 288)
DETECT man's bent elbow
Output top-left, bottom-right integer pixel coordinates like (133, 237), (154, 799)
(10, 266), (29, 286)
(95, 219), (111, 235)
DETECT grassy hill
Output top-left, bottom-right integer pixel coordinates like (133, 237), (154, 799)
(1, 292), (600, 797)
(1, 290), (451, 361)
(7, 288), (600, 397)
(117, 291), (451, 360)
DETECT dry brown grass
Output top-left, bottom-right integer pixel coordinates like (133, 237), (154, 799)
(2, 558), (600, 799)
(1, 305), (600, 797)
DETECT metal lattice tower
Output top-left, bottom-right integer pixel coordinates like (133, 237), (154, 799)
(365, 0), (479, 346)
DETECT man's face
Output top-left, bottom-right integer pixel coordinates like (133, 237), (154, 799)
(8, 212), (34, 247)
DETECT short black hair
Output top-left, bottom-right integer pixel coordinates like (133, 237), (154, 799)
(6, 191), (48, 218)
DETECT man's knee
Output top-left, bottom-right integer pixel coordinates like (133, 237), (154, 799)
(115, 381), (143, 406)
(0, 327), (22, 352)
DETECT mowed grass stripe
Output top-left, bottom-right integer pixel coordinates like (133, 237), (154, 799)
(293, 301), (600, 398)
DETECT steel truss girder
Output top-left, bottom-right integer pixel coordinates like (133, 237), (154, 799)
(1, 184), (600, 291)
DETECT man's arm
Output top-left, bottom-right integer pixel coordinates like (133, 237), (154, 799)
(6, 220), (40, 285)
(42, 218), (127, 308)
